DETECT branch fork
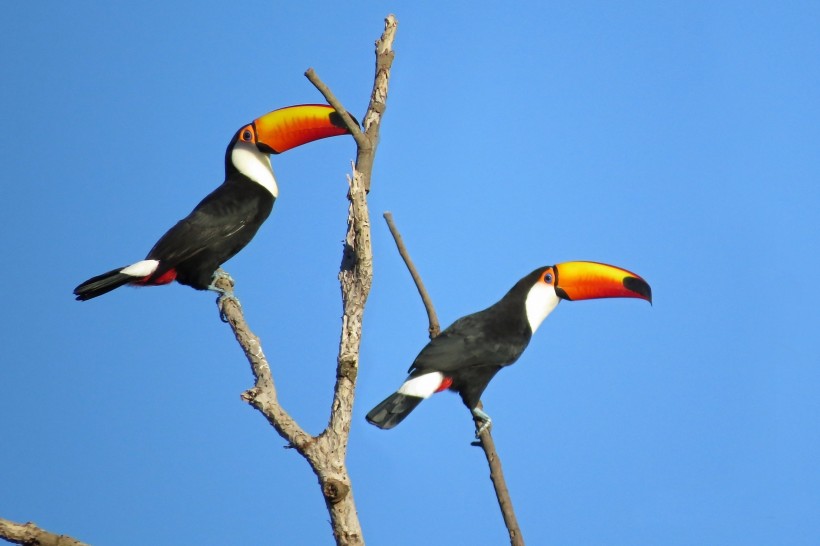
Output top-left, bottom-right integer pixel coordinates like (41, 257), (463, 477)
(211, 14), (397, 546)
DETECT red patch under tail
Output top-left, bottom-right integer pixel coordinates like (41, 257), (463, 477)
(435, 376), (454, 393)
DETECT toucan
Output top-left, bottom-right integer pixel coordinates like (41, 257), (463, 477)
(365, 261), (652, 434)
(74, 104), (352, 302)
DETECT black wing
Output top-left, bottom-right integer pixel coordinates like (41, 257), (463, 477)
(146, 180), (274, 266)
(408, 309), (530, 375)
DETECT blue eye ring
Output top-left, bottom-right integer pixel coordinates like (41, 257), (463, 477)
(242, 129), (253, 141)
(544, 273), (553, 283)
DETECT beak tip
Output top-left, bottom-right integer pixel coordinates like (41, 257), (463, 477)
(331, 110), (360, 130)
(624, 276), (652, 304)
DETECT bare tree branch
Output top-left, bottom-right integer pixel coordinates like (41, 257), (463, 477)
(473, 403), (525, 546)
(0, 517), (89, 546)
(305, 69), (367, 147)
(382, 213), (525, 546)
(215, 275), (312, 451)
(216, 14), (397, 546)
(383, 212), (440, 338)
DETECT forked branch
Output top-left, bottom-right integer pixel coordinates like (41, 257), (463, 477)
(215, 14), (397, 546)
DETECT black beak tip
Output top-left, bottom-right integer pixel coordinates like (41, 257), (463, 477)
(624, 276), (652, 304)
(329, 111), (360, 131)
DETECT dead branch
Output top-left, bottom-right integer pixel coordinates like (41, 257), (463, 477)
(381, 212), (525, 546)
(472, 402), (525, 545)
(0, 517), (89, 546)
(383, 212), (440, 338)
(216, 14), (397, 546)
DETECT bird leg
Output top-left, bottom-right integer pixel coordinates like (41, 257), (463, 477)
(209, 268), (235, 286)
(207, 269), (241, 323)
(472, 406), (493, 438)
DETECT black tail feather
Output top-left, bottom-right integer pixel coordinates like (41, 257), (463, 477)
(366, 392), (423, 430)
(74, 267), (133, 301)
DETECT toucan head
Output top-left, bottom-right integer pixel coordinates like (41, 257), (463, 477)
(228, 104), (356, 196)
(523, 261), (651, 333)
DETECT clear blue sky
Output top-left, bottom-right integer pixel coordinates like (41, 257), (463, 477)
(2, 2), (818, 545)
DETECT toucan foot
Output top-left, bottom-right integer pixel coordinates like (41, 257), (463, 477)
(206, 275), (241, 323)
(472, 407), (492, 438)
(214, 292), (241, 323)
(210, 268), (234, 286)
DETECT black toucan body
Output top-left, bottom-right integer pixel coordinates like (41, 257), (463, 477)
(366, 261), (652, 433)
(74, 104), (352, 301)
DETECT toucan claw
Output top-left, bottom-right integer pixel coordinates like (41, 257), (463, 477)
(206, 269), (240, 321)
(216, 292), (241, 323)
(210, 268), (235, 286)
(472, 407), (493, 438)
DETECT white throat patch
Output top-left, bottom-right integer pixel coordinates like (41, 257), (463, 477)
(231, 141), (278, 197)
(525, 282), (561, 334)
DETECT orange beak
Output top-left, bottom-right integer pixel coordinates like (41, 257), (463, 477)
(553, 261), (652, 303)
(252, 104), (355, 154)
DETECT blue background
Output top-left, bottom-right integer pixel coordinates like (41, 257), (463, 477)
(2, 2), (818, 544)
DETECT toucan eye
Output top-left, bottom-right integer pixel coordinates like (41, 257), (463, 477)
(242, 129), (253, 141)
(544, 273), (553, 283)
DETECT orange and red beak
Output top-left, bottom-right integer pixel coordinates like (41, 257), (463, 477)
(553, 261), (652, 303)
(250, 104), (356, 154)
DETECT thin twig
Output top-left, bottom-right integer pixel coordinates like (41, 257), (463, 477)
(305, 68), (367, 147)
(473, 403), (524, 546)
(382, 213), (525, 546)
(383, 212), (440, 338)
